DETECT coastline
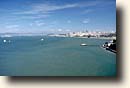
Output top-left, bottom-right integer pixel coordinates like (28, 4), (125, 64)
(67, 36), (116, 40)
(0, 35), (116, 40)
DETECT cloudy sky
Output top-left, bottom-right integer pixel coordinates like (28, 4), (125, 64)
(0, 0), (116, 34)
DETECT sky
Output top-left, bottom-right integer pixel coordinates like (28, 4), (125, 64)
(0, 0), (116, 34)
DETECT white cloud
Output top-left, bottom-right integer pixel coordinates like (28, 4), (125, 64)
(82, 19), (89, 24)
(65, 29), (71, 32)
(33, 3), (78, 13)
(29, 21), (45, 26)
(20, 14), (50, 19)
(10, 1), (102, 21)
(83, 9), (93, 14)
(37, 23), (45, 26)
(35, 21), (45, 26)
(5, 25), (19, 29)
(14, 1), (100, 15)
(14, 3), (78, 15)
(80, 1), (100, 7)
(58, 29), (62, 32)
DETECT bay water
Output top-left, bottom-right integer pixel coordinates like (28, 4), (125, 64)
(0, 36), (116, 76)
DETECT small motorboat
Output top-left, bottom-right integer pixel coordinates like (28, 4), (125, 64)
(80, 43), (87, 46)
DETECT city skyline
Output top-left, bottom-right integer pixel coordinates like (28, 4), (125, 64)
(0, 0), (116, 34)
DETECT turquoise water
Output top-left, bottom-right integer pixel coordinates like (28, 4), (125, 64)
(0, 36), (116, 76)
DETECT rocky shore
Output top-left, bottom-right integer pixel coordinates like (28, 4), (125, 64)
(102, 39), (116, 53)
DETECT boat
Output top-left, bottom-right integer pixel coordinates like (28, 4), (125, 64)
(80, 43), (87, 46)
(40, 38), (44, 41)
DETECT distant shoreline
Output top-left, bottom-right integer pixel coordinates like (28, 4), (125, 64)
(0, 35), (116, 40)
(71, 37), (116, 39)
(56, 36), (116, 40)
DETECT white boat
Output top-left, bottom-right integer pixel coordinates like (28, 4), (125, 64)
(40, 38), (44, 41)
(80, 43), (87, 46)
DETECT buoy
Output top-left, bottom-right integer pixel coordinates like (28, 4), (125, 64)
(3, 40), (7, 43)
(41, 38), (44, 41)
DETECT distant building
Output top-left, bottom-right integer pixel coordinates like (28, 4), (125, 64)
(47, 30), (116, 39)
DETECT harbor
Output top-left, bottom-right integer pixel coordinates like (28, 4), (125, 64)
(0, 36), (116, 76)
